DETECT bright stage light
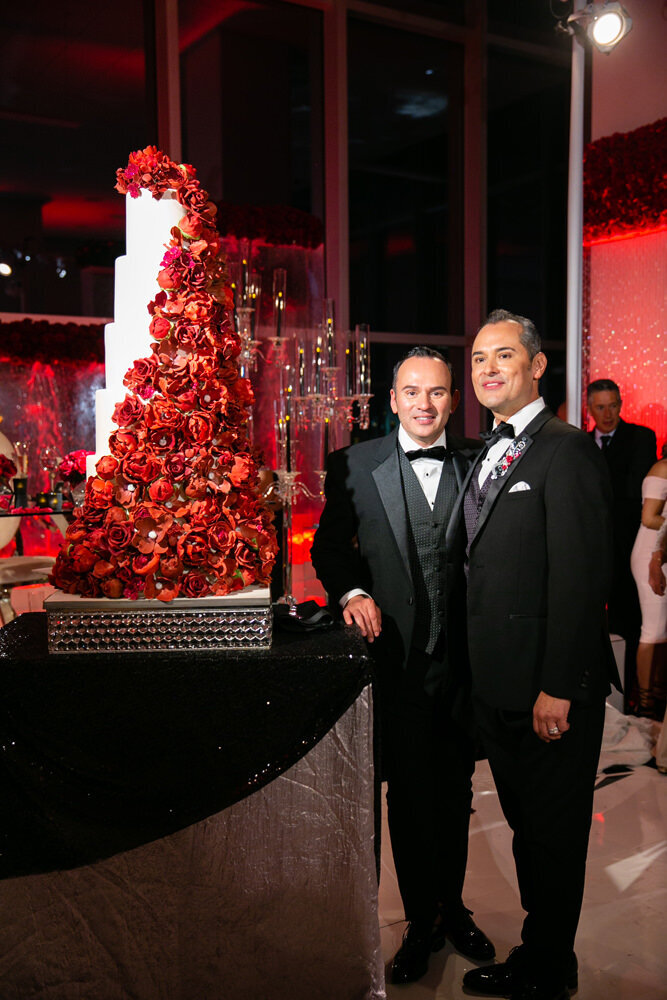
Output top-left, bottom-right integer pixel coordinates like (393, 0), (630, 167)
(0, 262), (12, 277)
(566, 2), (633, 54)
(592, 9), (624, 45)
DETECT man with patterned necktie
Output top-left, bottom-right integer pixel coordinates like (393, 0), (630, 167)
(457, 310), (621, 1000)
(311, 347), (493, 984)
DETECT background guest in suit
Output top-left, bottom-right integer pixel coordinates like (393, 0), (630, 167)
(311, 347), (493, 985)
(587, 378), (657, 711)
(458, 311), (620, 1000)
(630, 450), (667, 718)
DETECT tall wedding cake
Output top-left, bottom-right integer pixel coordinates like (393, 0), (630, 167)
(47, 148), (277, 651)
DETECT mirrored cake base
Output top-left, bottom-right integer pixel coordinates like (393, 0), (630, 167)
(45, 588), (272, 654)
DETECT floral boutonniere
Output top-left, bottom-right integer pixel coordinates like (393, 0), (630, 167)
(490, 435), (527, 480)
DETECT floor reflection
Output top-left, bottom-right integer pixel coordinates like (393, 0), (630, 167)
(379, 756), (667, 1000)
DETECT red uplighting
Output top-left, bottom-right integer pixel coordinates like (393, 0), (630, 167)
(593, 812), (605, 823)
(42, 197), (124, 236)
(583, 222), (667, 248)
(291, 527), (317, 565)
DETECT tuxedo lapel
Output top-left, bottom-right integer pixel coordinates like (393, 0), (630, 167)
(468, 408), (554, 549)
(472, 434), (534, 541)
(451, 450), (469, 492)
(446, 449), (482, 549)
(371, 436), (413, 582)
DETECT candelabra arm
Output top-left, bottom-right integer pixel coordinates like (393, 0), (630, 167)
(262, 470), (315, 614)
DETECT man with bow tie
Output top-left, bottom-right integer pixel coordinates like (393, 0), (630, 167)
(457, 310), (621, 1000)
(311, 346), (493, 984)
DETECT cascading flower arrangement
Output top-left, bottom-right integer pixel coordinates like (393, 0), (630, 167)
(50, 147), (278, 602)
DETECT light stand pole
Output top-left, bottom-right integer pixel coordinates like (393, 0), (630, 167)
(565, 0), (586, 428)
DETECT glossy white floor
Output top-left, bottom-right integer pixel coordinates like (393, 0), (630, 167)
(378, 754), (667, 999)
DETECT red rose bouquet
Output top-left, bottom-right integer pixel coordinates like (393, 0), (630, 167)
(0, 454), (17, 485)
(58, 449), (93, 486)
(51, 147), (278, 602)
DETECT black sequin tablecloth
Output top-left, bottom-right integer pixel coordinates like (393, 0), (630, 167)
(0, 612), (373, 879)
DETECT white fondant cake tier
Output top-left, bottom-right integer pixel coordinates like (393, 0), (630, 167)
(88, 189), (184, 477)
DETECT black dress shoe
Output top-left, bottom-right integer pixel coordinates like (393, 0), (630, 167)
(437, 906), (496, 961)
(462, 947), (578, 997)
(390, 922), (435, 984)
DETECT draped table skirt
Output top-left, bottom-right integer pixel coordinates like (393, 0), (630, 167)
(0, 613), (384, 1000)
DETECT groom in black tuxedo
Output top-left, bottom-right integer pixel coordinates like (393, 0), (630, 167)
(311, 347), (493, 984)
(458, 311), (621, 1000)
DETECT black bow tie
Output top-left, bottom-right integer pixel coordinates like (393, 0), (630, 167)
(480, 422), (515, 447)
(405, 445), (447, 462)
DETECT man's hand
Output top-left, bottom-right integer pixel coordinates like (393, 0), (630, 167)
(649, 552), (666, 596)
(533, 691), (571, 743)
(343, 595), (382, 642)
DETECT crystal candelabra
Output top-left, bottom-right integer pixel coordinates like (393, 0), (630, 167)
(230, 240), (263, 378)
(237, 306), (262, 379)
(292, 319), (373, 477)
(263, 396), (316, 613)
(230, 272), (373, 607)
(262, 470), (316, 614)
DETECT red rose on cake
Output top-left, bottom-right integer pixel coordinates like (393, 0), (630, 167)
(121, 453), (162, 484)
(181, 571), (210, 599)
(106, 519), (134, 554)
(96, 455), (119, 480)
(113, 394), (144, 427)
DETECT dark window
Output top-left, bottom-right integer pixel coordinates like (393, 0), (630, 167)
(348, 17), (464, 336)
(179, 0), (323, 218)
(0, 2), (149, 316)
(486, 48), (570, 346)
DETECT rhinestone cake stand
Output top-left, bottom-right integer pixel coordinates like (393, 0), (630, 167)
(45, 586), (272, 654)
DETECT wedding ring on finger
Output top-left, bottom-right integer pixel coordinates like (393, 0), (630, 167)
(548, 726), (560, 735)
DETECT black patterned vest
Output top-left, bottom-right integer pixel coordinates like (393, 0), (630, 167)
(463, 459), (492, 555)
(398, 446), (457, 654)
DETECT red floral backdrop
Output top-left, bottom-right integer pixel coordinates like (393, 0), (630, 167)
(583, 116), (667, 246)
(583, 117), (667, 452)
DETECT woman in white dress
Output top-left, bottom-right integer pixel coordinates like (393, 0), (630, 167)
(630, 455), (667, 717)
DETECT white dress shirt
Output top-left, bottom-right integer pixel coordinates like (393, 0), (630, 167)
(594, 426), (617, 448)
(478, 397), (546, 486)
(397, 425), (448, 511)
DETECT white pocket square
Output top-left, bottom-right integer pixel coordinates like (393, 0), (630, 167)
(509, 481), (531, 493)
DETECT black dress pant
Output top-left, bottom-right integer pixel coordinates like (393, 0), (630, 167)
(473, 695), (605, 989)
(380, 650), (475, 925)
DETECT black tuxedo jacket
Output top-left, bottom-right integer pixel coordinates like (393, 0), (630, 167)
(453, 408), (620, 711)
(588, 418), (657, 561)
(311, 429), (481, 682)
